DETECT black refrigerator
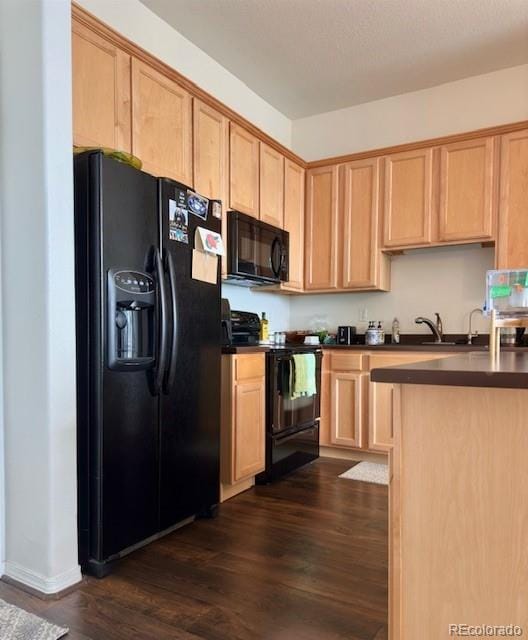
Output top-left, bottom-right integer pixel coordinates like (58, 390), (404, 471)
(74, 151), (221, 577)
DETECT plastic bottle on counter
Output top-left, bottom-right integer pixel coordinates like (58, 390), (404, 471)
(391, 317), (400, 344)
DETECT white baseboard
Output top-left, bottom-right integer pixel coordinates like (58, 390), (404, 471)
(4, 561), (81, 595)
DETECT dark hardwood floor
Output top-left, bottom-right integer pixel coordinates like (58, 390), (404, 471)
(0, 458), (388, 639)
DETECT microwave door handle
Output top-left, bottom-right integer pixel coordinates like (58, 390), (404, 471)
(270, 237), (280, 278)
(278, 240), (286, 275)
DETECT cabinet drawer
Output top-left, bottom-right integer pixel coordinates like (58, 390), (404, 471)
(327, 352), (365, 371)
(235, 354), (265, 381)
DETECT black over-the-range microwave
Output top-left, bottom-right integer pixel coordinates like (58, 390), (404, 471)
(226, 210), (289, 286)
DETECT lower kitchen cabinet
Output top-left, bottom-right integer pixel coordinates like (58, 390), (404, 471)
(369, 379), (395, 452)
(330, 371), (368, 448)
(220, 354), (265, 500)
(322, 349), (454, 454)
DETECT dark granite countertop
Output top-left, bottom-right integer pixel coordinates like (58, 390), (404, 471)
(321, 343), (489, 352)
(223, 343), (528, 355)
(370, 351), (528, 389)
(222, 345), (271, 354)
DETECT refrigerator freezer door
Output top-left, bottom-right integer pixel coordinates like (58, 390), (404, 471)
(75, 152), (161, 568)
(158, 180), (221, 530)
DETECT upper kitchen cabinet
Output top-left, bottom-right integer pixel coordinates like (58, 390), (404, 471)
(340, 158), (390, 290)
(438, 137), (496, 242)
(229, 123), (260, 217)
(193, 99), (229, 276)
(259, 143), (284, 227)
(305, 165), (339, 291)
(283, 160), (305, 290)
(193, 99), (229, 203)
(383, 148), (433, 248)
(496, 129), (528, 269)
(131, 59), (193, 184)
(72, 21), (131, 152)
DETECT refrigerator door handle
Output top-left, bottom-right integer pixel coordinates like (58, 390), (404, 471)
(153, 247), (169, 395)
(163, 250), (178, 394)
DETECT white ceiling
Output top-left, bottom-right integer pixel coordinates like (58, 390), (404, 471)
(140, 0), (528, 119)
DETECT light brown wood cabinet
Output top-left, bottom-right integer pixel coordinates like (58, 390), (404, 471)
(368, 352), (453, 451)
(283, 160), (305, 290)
(132, 59), (193, 186)
(131, 59), (193, 184)
(193, 99), (229, 276)
(304, 165), (340, 290)
(193, 99), (229, 203)
(496, 128), (528, 269)
(321, 349), (453, 453)
(438, 137), (496, 242)
(341, 158), (390, 290)
(221, 354), (265, 486)
(72, 21), (131, 152)
(330, 371), (368, 448)
(229, 123), (260, 217)
(259, 143), (284, 227)
(383, 148), (434, 248)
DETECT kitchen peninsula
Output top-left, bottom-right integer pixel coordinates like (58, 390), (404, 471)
(371, 352), (528, 639)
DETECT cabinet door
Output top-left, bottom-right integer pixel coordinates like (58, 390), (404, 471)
(496, 129), (528, 269)
(72, 21), (131, 151)
(369, 381), (395, 452)
(438, 137), (496, 242)
(131, 59), (192, 184)
(330, 371), (367, 448)
(305, 165), (339, 290)
(229, 123), (259, 217)
(193, 100), (229, 276)
(383, 148), (433, 247)
(234, 379), (265, 481)
(368, 352), (452, 452)
(193, 99), (228, 202)
(341, 158), (383, 288)
(259, 143), (284, 227)
(283, 160), (305, 290)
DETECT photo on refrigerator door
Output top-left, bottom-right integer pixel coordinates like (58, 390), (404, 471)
(168, 198), (189, 243)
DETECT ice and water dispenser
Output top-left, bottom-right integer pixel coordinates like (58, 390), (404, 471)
(107, 268), (156, 370)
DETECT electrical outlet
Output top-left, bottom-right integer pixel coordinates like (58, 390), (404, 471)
(359, 307), (368, 322)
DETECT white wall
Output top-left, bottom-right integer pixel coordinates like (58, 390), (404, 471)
(290, 246), (494, 336)
(222, 284), (290, 332)
(0, 0), (80, 593)
(292, 64), (528, 160)
(76, 0), (292, 148)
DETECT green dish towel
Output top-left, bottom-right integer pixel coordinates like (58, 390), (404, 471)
(291, 353), (317, 399)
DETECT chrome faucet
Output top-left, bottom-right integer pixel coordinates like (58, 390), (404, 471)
(467, 308), (483, 344)
(415, 313), (443, 343)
